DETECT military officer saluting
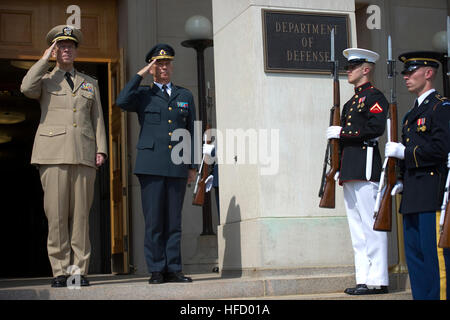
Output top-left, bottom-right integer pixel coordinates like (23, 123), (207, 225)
(20, 25), (108, 287)
(385, 51), (450, 300)
(327, 48), (389, 295)
(116, 44), (196, 284)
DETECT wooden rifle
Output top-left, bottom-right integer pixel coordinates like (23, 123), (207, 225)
(373, 35), (398, 231)
(319, 28), (340, 208)
(439, 163), (450, 248)
(439, 17), (450, 247)
(192, 126), (211, 206)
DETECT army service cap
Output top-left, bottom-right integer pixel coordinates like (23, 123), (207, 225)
(145, 43), (175, 63)
(398, 51), (441, 74)
(343, 48), (379, 70)
(46, 25), (83, 47)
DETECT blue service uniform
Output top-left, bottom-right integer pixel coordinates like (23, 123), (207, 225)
(399, 91), (450, 300)
(116, 74), (196, 273)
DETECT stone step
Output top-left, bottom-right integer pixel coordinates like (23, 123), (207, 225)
(231, 289), (413, 300)
(0, 271), (411, 300)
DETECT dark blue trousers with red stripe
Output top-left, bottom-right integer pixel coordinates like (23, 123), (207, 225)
(403, 211), (450, 300)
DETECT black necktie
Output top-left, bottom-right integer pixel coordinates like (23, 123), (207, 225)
(65, 72), (74, 90)
(162, 84), (170, 99)
(414, 99), (419, 108)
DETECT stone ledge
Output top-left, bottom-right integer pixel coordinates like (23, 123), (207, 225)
(0, 271), (410, 300)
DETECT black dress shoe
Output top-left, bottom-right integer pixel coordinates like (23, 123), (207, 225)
(80, 276), (90, 287)
(51, 275), (67, 288)
(164, 272), (192, 283)
(149, 272), (165, 284)
(353, 285), (389, 295)
(344, 284), (366, 295)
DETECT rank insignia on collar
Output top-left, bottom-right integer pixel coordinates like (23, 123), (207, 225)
(369, 102), (383, 113)
(177, 102), (188, 109)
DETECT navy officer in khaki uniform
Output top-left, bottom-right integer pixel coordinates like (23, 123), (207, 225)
(116, 44), (196, 284)
(20, 25), (108, 287)
(386, 51), (450, 300)
(326, 48), (389, 295)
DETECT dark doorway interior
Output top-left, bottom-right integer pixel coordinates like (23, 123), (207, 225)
(0, 59), (111, 277)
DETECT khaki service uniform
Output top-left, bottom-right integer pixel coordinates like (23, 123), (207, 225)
(21, 58), (107, 277)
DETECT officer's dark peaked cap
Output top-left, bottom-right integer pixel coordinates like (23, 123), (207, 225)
(145, 43), (175, 63)
(398, 51), (442, 74)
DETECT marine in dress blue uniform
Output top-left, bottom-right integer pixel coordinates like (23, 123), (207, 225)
(116, 44), (197, 284)
(327, 48), (389, 295)
(386, 51), (450, 300)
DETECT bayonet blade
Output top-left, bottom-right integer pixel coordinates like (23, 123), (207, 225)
(388, 35), (392, 61)
(330, 28), (335, 62)
(447, 16), (450, 76)
(447, 16), (450, 57)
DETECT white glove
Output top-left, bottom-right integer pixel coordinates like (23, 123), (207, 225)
(391, 181), (403, 195)
(385, 142), (405, 160)
(205, 174), (214, 192)
(326, 126), (342, 140)
(334, 171), (340, 181)
(447, 153), (450, 169)
(203, 143), (215, 157)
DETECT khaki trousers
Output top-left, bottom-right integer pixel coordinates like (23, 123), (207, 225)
(39, 164), (96, 277)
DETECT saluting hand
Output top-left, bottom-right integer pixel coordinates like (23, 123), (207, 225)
(42, 41), (57, 61)
(137, 59), (157, 78)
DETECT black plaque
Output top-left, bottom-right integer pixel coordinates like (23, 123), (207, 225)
(262, 9), (350, 74)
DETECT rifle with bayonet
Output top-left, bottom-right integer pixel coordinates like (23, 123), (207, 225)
(439, 160), (450, 248)
(319, 28), (340, 208)
(373, 35), (398, 231)
(192, 129), (209, 206)
(439, 17), (450, 248)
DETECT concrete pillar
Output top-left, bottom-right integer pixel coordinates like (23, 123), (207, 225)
(212, 0), (358, 275)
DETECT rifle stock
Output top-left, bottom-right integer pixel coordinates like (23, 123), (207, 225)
(373, 103), (397, 231)
(438, 161), (450, 248)
(319, 80), (340, 208)
(192, 160), (209, 206)
(439, 203), (450, 248)
(192, 125), (212, 206)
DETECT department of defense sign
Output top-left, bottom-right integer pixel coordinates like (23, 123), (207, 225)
(262, 10), (350, 74)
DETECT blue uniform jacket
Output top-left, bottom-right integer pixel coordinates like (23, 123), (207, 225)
(399, 91), (450, 214)
(116, 74), (197, 178)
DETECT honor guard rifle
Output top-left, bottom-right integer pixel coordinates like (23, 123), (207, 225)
(192, 126), (211, 206)
(438, 161), (450, 248)
(319, 28), (340, 208)
(438, 16), (450, 248)
(373, 35), (398, 231)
